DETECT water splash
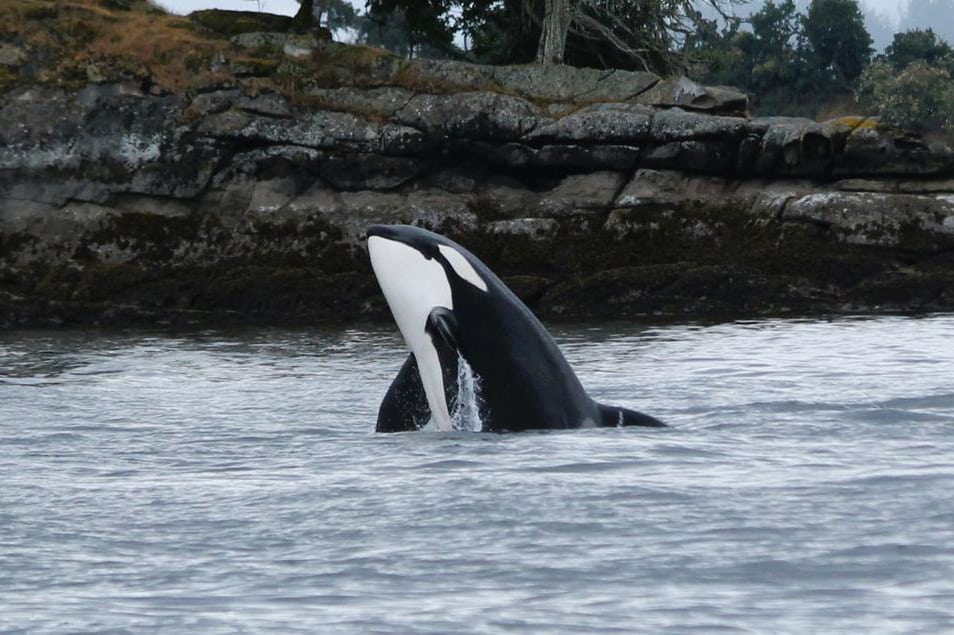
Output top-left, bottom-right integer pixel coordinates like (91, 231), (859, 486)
(450, 353), (483, 432)
(420, 353), (485, 432)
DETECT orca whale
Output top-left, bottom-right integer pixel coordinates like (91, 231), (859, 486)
(367, 224), (665, 433)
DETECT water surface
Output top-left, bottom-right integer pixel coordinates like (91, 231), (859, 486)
(2, 315), (953, 633)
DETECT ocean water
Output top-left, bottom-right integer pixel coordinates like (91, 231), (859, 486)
(2, 315), (953, 633)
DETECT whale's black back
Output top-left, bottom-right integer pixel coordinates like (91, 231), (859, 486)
(376, 354), (665, 432)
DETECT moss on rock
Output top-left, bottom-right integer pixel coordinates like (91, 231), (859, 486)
(189, 10), (292, 37)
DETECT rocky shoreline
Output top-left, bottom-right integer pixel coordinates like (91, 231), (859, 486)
(2, 31), (954, 327)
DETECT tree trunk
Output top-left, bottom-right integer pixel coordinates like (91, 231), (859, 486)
(312, 0), (327, 27)
(292, 0), (315, 31)
(536, 0), (571, 64)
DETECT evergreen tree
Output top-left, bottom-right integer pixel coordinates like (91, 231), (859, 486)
(364, 0), (457, 57)
(800, 0), (873, 84)
(356, 9), (453, 58)
(749, 0), (800, 93)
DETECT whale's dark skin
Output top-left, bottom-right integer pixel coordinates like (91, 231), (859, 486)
(369, 224), (665, 433)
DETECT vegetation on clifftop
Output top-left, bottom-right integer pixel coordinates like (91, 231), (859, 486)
(2, 0), (953, 132)
(0, 0), (448, 102)
(0, 0), (240, 91)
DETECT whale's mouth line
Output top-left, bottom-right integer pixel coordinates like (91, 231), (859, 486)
(366, 224), (400, 241)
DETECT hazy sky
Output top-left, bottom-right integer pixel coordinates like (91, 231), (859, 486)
(156, 0), (300, 15)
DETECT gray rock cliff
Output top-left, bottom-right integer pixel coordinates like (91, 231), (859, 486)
(2, 41), (954, 326)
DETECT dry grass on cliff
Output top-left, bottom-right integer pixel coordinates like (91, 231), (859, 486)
(0, 0), (234, 92)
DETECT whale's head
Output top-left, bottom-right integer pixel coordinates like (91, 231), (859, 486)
(367, 224), (488, 431)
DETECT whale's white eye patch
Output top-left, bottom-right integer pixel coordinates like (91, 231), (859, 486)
(438, 244), (488, 292)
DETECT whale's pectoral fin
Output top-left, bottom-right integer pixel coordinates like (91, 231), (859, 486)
(377, 354), (431, 433)
(425, 306), (459, 351)
(377, 309), (467, 433)
(596, 402), (667, 428)
(425, 306), (463, 415)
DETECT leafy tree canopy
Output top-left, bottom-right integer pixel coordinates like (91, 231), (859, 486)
(883, 28), (954, 71)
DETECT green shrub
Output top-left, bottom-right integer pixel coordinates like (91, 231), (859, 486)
(857, 59), (954, 131)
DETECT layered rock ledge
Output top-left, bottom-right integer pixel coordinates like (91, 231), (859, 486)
(2, 39), (954, 326)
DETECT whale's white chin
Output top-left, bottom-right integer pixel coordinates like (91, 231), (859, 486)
(368, 235), (454, 432)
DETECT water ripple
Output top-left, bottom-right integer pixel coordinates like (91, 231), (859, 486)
(2, 316), (954, 633)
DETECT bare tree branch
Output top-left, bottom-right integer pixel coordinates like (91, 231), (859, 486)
(530, 0), (746, 68)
